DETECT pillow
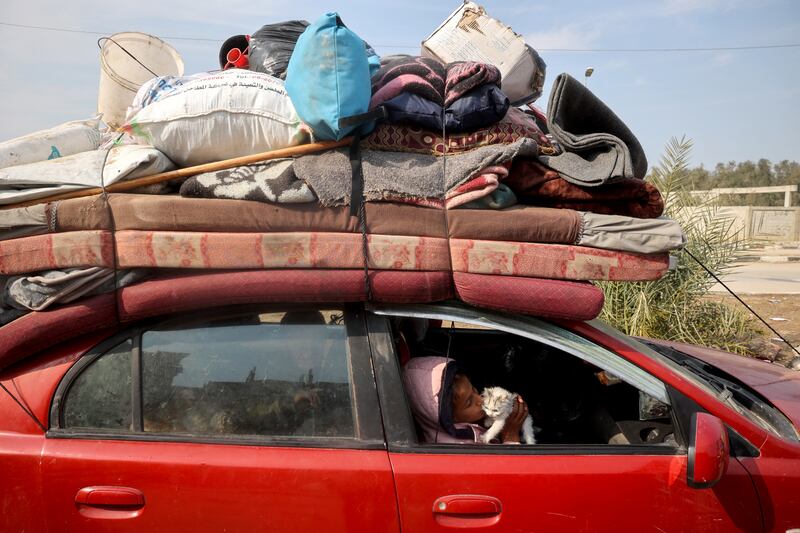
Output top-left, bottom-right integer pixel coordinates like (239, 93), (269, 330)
(123, 70), (309, 167)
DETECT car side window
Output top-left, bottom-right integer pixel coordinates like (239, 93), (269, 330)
(63, 339), (133, 430)
(141, 311), (353, 437)
(61, 309), (355, 440)
(393, 316), (676, 447)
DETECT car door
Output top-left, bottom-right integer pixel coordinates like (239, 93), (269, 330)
(42, 305), (399, 533)
(366, 303), (763, 533)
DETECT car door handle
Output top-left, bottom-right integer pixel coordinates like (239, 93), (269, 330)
(433, 495), (502, 516)
(75, 486), (145, 509)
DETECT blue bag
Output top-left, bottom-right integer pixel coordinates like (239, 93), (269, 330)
(285, 13), (381, 141)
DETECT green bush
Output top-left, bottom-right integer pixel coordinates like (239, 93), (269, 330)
(598, 137), (762, 354)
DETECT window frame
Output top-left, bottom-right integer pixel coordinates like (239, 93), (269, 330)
(365, 302), (684, 456)
(48, 303), (385, 450)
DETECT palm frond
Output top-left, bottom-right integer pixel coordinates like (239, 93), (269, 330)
(599, 136), (761, 354)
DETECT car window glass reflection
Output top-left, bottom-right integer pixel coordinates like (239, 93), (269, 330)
(140, 310), (354, 438)
(63, 339), (133, 430)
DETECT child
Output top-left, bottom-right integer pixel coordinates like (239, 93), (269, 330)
(403, 356), (528, 444)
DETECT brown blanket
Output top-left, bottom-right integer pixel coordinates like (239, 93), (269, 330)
(506, 159), (664, 218)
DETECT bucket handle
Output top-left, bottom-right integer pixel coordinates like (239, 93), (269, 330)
(97, 37), (159, 78)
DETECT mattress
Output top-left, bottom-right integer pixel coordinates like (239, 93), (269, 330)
(0, 228), (668, 282)
(0, 270), (453, 370)
(32, 194), (583, 243)
(449, 238), (668, 281)
(0, 194), (676, 347)
(453, 273), (604, 321)
(0, 231), (113, 274)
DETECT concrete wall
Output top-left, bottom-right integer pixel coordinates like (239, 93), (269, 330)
(681, 206), (799, 242)
(748, 207), (800, 241)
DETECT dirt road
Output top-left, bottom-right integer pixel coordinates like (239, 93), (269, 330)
(713, 293), (800, 367)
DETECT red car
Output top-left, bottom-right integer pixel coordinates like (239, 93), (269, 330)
(1, 289), (799, 532)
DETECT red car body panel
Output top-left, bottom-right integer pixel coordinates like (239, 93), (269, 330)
(2, 304), (800, 531)
(649, 339), (800, 429)
(570, 321), (800, 531)
(40, 440), (399, 532)
(1, 332), (402, 533)
(389, 451), (762, 532)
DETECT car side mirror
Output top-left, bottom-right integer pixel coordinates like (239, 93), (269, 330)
(688, 412), (730, 489)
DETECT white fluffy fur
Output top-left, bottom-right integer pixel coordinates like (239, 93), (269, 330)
(481, 386), (536, 444)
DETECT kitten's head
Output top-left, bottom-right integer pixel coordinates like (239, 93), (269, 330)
(481, 386), (515, 418)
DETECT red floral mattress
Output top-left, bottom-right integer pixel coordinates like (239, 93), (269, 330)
(0, 230), (668, 282)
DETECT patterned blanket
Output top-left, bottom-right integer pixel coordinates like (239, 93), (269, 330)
(179, 159), (316, 203)
(370, 56), (501, 109)
(361, 107), (554, 156)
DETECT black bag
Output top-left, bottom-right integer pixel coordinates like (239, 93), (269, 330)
(249, 20), (309, 79)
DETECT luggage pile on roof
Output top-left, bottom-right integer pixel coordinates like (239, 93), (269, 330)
(0, 2), (686, 359)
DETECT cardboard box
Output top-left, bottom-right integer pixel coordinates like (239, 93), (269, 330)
(422, 2), (545, 105)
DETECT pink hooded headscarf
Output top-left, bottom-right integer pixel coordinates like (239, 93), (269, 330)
(402, 356), (485, 444)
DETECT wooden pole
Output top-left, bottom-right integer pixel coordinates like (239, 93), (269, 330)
(1, 138), (352, 210)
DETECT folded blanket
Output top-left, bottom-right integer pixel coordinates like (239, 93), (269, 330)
(295, 138), (538, 207)
(539, 73), (647, 186)
(378, 84), (510, 134)
(373, 168), (505, 210)
(444, 61), (501, 106)
(2, 267), (149, 312)
(362, 107), (551, 156)
(0, 145), (175, 206)
(445, 165), (507, 209)
(445, 85), (509, 133)
(371, 56), (446, 107)
(179, 159), (316, 203)
(506, 158), (664, 218)
(370, 57), (502, 110)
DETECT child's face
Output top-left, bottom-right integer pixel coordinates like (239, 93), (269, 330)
(451, 374), (484, 424)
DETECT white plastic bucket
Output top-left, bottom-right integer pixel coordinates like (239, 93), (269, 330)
(98, 32), (184, 128)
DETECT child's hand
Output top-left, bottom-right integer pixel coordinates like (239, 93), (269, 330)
(500, 396), (528, 443)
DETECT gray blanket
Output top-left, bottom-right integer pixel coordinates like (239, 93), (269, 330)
(539, 73), (647, 187)
(180, 159), (317, 203)
(2, 267), (150, 313)
(294, 138), (539, 206)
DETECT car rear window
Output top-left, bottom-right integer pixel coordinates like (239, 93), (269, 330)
(63, 339), (133, 430)
(60, 310), (355, 441)
(141, 311), (353, 438)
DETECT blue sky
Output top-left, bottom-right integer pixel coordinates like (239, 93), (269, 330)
(1, 0), (798, 170)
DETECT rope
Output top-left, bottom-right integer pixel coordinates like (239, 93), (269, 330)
(358, 199), (373, 302)
(348, 137), (373, 302)
(99, 133), (125, 324)
(0, 382), (47, 433)
(97, 37), (159, 78)
(685, 249), (800, 358)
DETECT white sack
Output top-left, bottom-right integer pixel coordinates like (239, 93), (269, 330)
(0, 145), (175, 205)
(0, 116), (105, 170)
(123, 70), (310, 167)
(126, 72), (211, 121)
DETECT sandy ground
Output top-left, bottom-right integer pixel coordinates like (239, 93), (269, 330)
(710, 293), (800, 367)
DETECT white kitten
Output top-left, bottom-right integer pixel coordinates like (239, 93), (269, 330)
(481, 386), (536, 444)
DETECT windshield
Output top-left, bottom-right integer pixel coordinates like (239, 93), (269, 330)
(640, 339), (800, 442)
(588, 319), (799, 442)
